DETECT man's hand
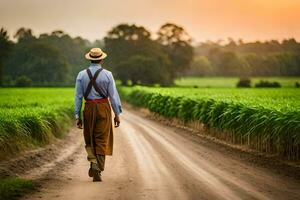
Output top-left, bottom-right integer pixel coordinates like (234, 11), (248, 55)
(76, 118), (83, 129)
(114, 115), (120, 128)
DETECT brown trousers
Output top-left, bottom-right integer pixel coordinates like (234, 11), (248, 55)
(83, 101), (113, 170)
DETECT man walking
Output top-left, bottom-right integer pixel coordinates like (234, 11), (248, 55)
(75, 48), (122, 182)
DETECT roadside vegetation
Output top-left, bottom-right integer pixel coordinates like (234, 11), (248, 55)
(0, 177), (35, 200)
(0, 88), (74, 200)
(0, 88), (74, 160)
(120, 86), (300, 160)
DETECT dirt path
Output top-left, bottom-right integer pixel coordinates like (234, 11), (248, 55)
(22, 109), (300, 200)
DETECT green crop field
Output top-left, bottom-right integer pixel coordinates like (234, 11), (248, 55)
(120, 86), (300, 160)
(0, 88), (74, 159)
(175, 77), (300, 88)
(1, 87), (300, 161)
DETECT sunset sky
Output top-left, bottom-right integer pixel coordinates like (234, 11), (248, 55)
(0, 0), (300, 43)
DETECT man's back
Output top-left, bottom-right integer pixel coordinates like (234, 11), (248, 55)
(77, 64), (112, 99)
(75, 63), (122, 119)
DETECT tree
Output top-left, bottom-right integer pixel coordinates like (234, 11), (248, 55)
(14, 27), (35, 43)
(116, 55), (171, 86)
(187, 56), (213, 76)
(51, 30), (65, 37)
(4, 29), (91, 86)
(157, 23), (194, 79)
(38, 31), (89, 82)
(236, 77), (251, 88)
(15, 75), (32, 87)
(0, 28), (12, 86)
(243, 53), (264, 76)
(104, 24), (172, 85)
(104, 23), (152, 70)
(194, 38), (300, 76)
(92, 39), (104, 48)
(5, 42), (69, 84)
(208, 48), (250, 76)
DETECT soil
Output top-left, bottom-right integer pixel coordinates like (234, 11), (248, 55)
(0, 127), (82, 180)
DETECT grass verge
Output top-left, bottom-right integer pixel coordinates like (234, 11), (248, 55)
(0, 177), (36, 200)
(0, 88), (74, 160)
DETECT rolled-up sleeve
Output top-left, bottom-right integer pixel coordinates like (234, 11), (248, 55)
(75, 72), (84, 119)
(107, 72), (122, 116)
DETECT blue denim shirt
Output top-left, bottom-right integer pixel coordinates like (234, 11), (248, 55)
(74, 64), (122, 119)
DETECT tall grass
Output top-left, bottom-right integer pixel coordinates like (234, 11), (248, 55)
(120, 86), (300, 160)
(0, 88), (74, 160)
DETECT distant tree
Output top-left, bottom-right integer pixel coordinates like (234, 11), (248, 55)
(208, 49), (250, 76)
(242, 53), (264, 76)
(104, 23), (152, 69)
(282, 38), (300, 52)
(51, 30), (65, 37)
(255, 80), (281, 88)
(92, 39), (104, 48)
(186, 56), (213, 76)
(5, 42), (69, 84)
(0, 28), (12, 86)
(3, 29), (90, 85)
(116, 55), (171, 86)
(157, 23), (194, 79)
(38, 32), (88, 81)
(236, 77), (251, 88)
(15, 75), (32, 87)
(194, 38), (300, 77)
(225, 38), (238, 51)
(14, 27), (35, 43)
(272, 53), (300, 76)
(104, 23), (172, 85)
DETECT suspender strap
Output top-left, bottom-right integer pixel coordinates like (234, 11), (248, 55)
(84, 68), (107, 100)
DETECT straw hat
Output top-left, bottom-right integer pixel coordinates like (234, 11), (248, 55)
(85, 48), (107, 60)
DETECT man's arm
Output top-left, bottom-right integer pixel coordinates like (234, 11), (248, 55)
(75, 72), (84, 128)
(107, 72), (122, 127)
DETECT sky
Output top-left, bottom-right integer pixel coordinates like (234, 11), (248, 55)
(1, 0), (300, 43)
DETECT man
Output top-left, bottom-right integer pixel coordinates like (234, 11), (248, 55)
(75, 47), (122, 182)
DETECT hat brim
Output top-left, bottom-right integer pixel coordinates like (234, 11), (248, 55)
(85, 52), (107, 60)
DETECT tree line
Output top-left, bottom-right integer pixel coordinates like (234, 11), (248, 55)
(188, 39), (300, 77)
(0, 23), (193, 86)
(0, 24), (299, 87)
(0, 28), (93, 86)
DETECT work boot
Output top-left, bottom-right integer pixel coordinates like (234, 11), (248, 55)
(88, 162), (93, 177)
(91, 163), (102, 182)
(93, 171), (102, 182)
(93, 170), (102, 182)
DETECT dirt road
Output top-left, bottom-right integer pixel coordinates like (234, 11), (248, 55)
(23, 109), (300, 200)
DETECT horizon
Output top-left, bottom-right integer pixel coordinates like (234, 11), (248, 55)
(1, 0), (300, 43)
